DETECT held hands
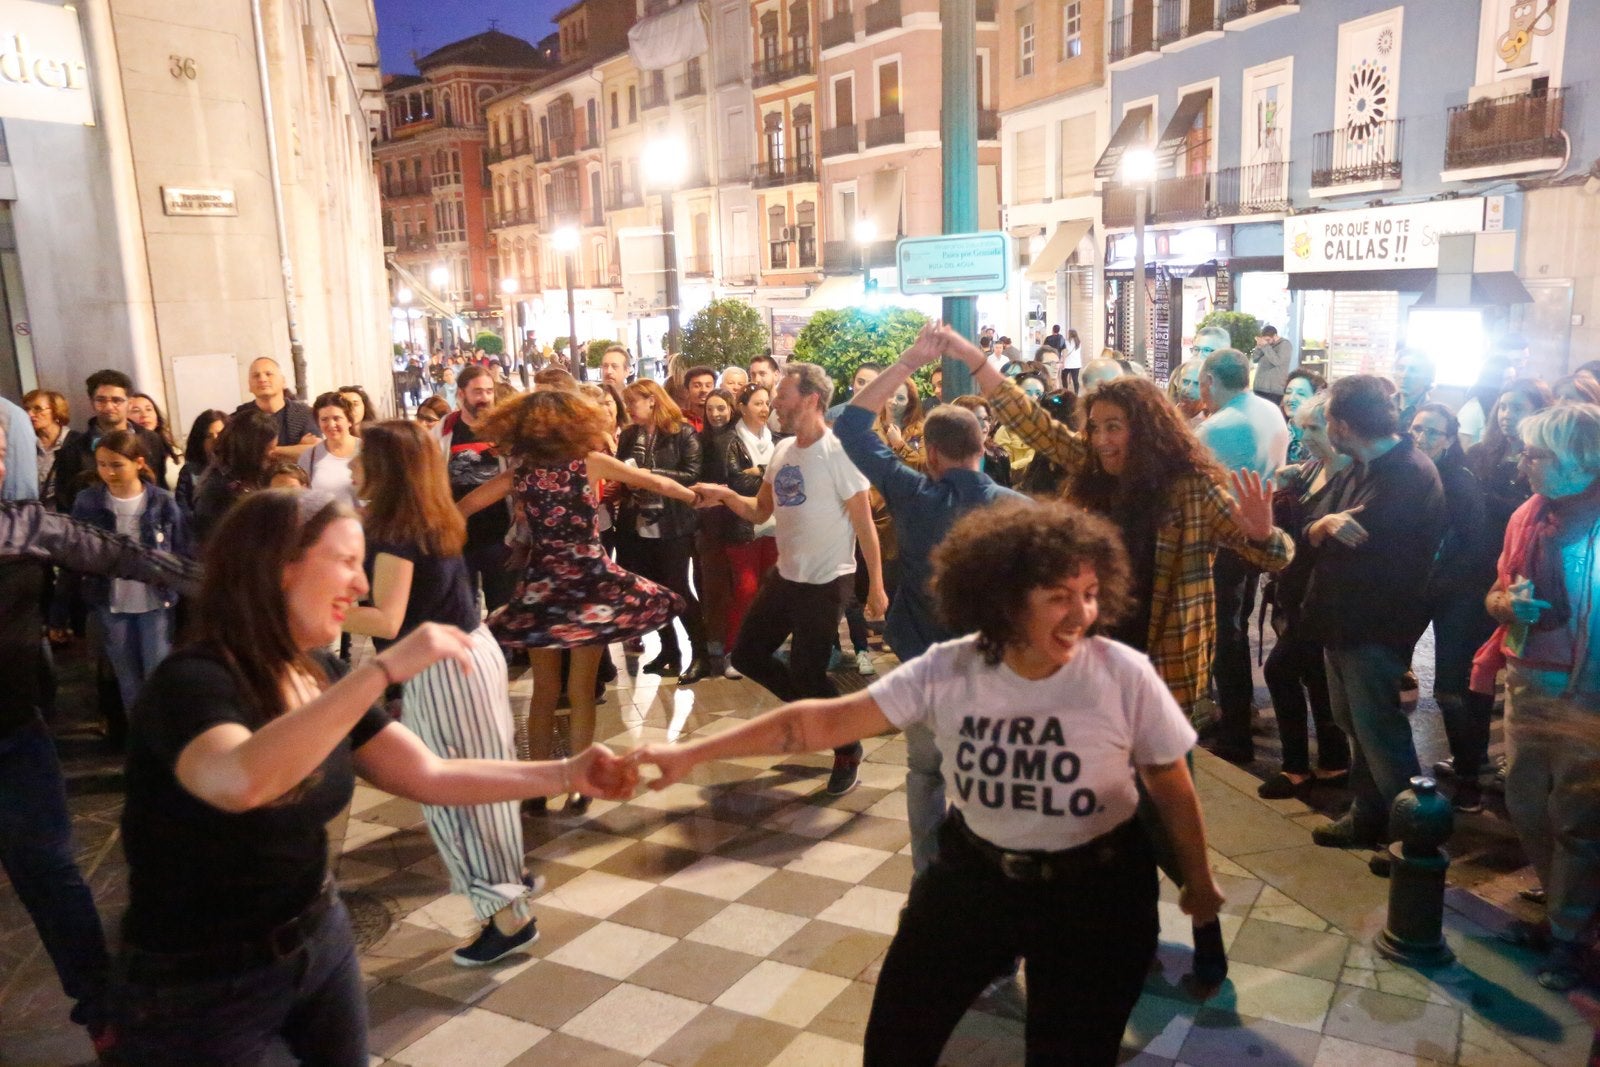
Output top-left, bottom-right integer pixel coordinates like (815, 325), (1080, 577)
(1178, 876), (1226, 927)
(1310, 504), (1369, 548)
(932, 322), (988, 372)
(375, 622), (476, 684)
(690, 483), (731, 508)
(626, 743), (700, 791)
(1225, 469), (1276, 543)
(566, 744), (640, 800)
(1508, 575), (1553, 625)
(898, 322), (944, 371)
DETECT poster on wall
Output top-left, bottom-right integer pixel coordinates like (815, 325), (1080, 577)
(1240, 58), (1291, 208)
(1477, 0), (1566, 84)
(1333, 8), (1404, 171)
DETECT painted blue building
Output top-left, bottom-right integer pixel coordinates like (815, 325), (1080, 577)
(1096, 0), (1598, 385)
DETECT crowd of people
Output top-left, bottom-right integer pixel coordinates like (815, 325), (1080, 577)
(1, 318), (1598, 1064)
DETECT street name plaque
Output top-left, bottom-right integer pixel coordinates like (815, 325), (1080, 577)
(896, 232), (1009, 296)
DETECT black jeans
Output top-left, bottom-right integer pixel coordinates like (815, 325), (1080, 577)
(1429, 584), (1497, 780)
(1263, 626), (1350, 776)
(731, 573), (858, 760)
(1211, 549), (1260, 750)
(464, 538), (516, 615)
(618, 531), (705, 662)
(864, 815), (1157, 1066)
(110, 897), (367, 1066)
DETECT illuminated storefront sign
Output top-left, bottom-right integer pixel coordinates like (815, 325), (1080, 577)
(1284, 198), (1487, 273)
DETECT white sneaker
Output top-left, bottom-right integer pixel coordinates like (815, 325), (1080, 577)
(723, 663), (743, 679)
(855, 651), (877, 676)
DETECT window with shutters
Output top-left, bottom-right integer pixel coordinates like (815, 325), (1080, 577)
(877, 60), (900, 115)
(1018, 4), (1035, 76)
(1061, 1), (1082, 59)
(1058, 113), (1095, 197)
(794, 104), (814, 172)
(834, 75), (854, 129)
(796, 201), (817, 267)
(1013, 127), (1045, 203)
(610, 92), (619, 128)
(768, 203), (789, 268)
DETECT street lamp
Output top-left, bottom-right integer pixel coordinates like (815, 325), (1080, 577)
(551, 226), (580, 376)
(853, 219), (877, 296)
(643, 136), (687, 358)
(1120, 147), (1157, 363)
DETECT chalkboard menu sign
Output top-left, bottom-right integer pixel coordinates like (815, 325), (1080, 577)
(1152, 269), (1171, 385)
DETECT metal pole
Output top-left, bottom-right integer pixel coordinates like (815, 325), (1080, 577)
(250, 0), (307, 398)
(939, 0), (978, 400)
(565, 254), (579, 377)
(661, 192), (682, 356)
(1131, 186), (1147, 362)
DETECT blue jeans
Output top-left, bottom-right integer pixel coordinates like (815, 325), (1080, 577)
(98, 607), (173, 716)
(111, 897), (367, 1066)
(0, 716), (110, 1029)
(902, 723), (946, 877)
(1325, 643), (1421, 833)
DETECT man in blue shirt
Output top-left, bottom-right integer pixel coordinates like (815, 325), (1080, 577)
(0, 396), (37, 501)
(834, 323), (1024, 874)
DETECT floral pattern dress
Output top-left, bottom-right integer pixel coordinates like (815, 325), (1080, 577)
(489, 460), (681, 649)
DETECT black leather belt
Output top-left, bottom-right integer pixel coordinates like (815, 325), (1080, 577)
(947, 810), (1140, 883)
(122, 878), (337, 984)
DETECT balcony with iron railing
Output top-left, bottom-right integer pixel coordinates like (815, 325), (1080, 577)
(642, 82), (670, 110)
(1312, 118), (1403, 190)
(551, 133), (576, 159)
(1157, 0), (1222, 48)
(866, 111), (905, 148)
(534, 141), (552, 163)
(609, 187), (643, 210)
(865, 0), (901, 35)
(683, 253), (713, 276)
(398, 233), (435, 252)
(675, 70), (705, 98)
(821, 8), (854, 49)
(723, 255), (760, 284)
(383, 179), (426, 197)
(1445, 87), (1567, 172)
(1212, 161), (1290, 216)
(821, 238), (898, 275)
(1151, 172), (1215, 223)
(1222, 0), (1297, 28)
(752, 157), (818, 187)
(1109, 8), (1156, 65)
(1101, 185), (1141, 228)
(821, 124), (859, 158)
(753, 49), (813, 88)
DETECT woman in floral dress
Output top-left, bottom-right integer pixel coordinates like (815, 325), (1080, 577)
(458, 388), (690, 812)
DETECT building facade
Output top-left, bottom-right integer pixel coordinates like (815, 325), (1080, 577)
(2, 0), (393, 431)
(1101, 0), (1599, 383)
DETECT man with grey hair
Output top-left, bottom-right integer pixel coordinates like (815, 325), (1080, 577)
(834, 325), (1025, 872)
(1196, 347), (1290, 764)
(1193, 325), (1232, 361)
(693, 362), (888, 796)
(1078, 356), (1124, 394)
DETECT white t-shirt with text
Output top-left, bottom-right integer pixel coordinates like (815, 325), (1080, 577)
(764, 430), (870, 585)
(868, 634), (1197, 852)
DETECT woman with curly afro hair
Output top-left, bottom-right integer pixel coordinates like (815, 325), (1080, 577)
(457, 387), (693, 813)
(627, 498), (1223, 1066)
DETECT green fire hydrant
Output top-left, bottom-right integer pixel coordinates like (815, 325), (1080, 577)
(1375, 776), (1455, 966)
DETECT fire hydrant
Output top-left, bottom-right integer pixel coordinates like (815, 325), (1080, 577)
(1375, 776), (1455, 966)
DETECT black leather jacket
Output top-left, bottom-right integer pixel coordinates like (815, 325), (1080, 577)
(717, 425), (785, 543)
(616, 423), (702, 540)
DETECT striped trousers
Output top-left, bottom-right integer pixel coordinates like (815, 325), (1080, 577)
(402, 625), (533, 921)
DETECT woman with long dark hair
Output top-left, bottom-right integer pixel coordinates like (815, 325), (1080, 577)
(337, 385), (376, 437)
(697, 388), (739, 675)
(459, 389), (693, 813)
(343, 421), (539, 965)
(174, 409), (226, 519)
(191, 409), (279, 548)
(616, 379), (708, 682)
(108, 489), (637, 1062)
(721, 383), (780, 676)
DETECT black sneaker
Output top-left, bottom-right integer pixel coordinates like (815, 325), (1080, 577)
(1453, 781), (1484, 814)
(826, 749), (862, 796)
(453, 917), (539, 967)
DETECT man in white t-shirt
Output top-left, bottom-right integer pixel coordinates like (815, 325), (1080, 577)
(694, 362), (888, 795)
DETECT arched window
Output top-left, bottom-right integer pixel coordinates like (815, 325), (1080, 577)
(788, 0), (810, 51)
(759, 11), (780, 62)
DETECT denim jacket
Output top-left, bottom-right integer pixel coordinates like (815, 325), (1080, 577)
(69, 482), (191, 608)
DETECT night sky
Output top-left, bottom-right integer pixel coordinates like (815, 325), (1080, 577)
(375, 0), (567, 74)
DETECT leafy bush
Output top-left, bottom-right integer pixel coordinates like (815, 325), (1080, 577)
(552, 337), (569, 354)
(682, 298), (769, 370)
(1195, 310), (1262, 354)
(792, 306), (931, 398)
(585, 338), (620, 368)
(473, 331), (504, 356)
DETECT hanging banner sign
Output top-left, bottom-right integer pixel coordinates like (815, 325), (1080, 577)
(1284, 198), (1485, 273)
(0, 0), (93, 125)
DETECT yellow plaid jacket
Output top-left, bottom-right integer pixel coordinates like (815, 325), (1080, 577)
(988, 378), (1293, 717)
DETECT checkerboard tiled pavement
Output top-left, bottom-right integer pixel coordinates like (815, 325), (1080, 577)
(2, 643), (1596, 1065)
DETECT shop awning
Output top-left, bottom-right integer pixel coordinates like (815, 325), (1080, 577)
(799, 275), (866, 310)
(1413, 271), (1533, 307)
(386, 257), (458, 318)
(1287, 268), (1436, 293)
(1025, 219), (1093, 281)
(1093, 104), (1153, 180)
(867, 168), (906, 239)
(1155, 90), (1211, 169)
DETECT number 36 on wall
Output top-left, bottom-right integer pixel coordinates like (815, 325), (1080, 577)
(169, 55), (198, 80)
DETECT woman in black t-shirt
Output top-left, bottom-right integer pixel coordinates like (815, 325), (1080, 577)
(111, 489), (638, 1065)
(343, 420), (539, 968)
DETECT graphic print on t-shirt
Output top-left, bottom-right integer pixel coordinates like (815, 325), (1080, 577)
(773, 463), (807, 507)
(953, 714), (1105, 818)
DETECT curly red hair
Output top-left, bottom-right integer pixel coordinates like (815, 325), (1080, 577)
(476, 389), (612, 466)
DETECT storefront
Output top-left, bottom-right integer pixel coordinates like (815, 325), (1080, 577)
(1282, 196), (1508, 384)
(1104, 224), (1233, 383)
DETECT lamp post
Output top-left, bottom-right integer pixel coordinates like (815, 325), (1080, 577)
(853, 219), (877, 296)
(428, 265), (453, 355)
(551, 226), (580, 377)
(643, 136), (686, 359)
(1120, 147), (1156, 363)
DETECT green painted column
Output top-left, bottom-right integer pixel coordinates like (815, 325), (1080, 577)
(939, 0), (978, 400)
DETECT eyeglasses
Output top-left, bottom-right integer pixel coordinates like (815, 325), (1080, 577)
(1520, 448), (1556, 465)
(1409, 426), (1447, 441)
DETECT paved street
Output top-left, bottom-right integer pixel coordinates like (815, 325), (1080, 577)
(0, 635), (1593, 1066)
